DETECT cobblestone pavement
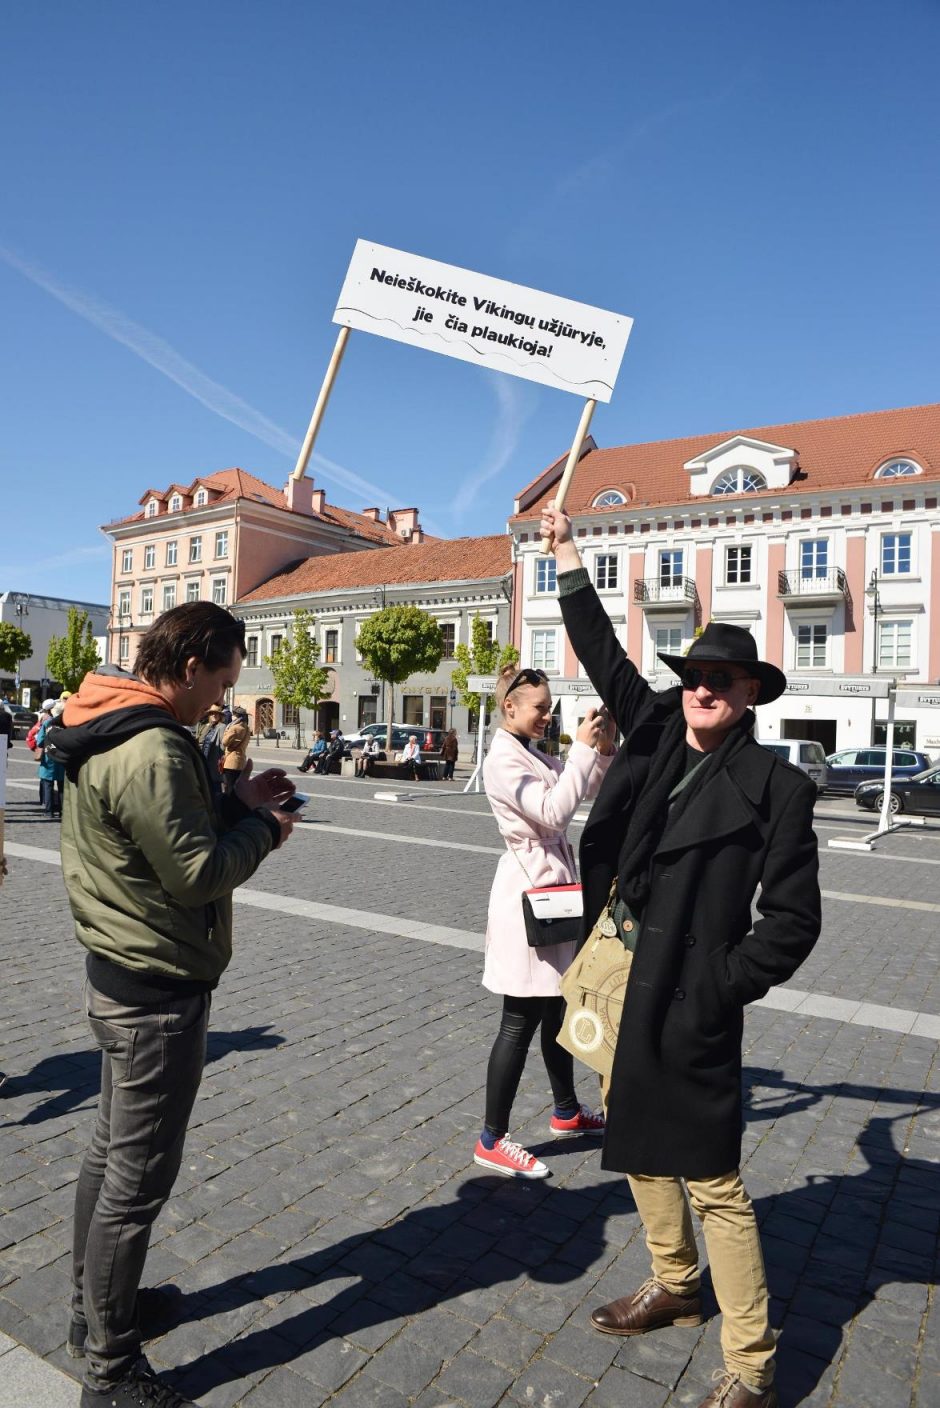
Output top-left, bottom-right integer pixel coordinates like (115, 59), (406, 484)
(1, 741), (938, 1407)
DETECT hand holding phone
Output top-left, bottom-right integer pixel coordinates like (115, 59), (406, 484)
(279, 792), (310, 813)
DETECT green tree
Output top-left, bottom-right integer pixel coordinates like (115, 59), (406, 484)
(0, 623), (33, 690)
(264, 609), (331, 746)
(355, 605), (444, 751)
(451, 617), (519, 731)
(46, 608), (102, 692)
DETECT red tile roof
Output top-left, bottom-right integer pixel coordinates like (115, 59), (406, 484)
(513, 403), (940, 518)
(105, 468), (407, 545)
(240, 535), (511, 602)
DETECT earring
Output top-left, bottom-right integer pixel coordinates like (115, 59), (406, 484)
(186, 680), (195, 691)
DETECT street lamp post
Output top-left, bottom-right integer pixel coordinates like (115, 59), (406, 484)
(866, 570), (881, 675)
(11, 593), (29, 701)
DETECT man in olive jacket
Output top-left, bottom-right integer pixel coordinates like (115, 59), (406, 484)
(48, 603), (296, 1408)
(542, 505), (820, 1408)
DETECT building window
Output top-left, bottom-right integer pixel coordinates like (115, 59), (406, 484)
(875, 459), (921, 479)
(358, 695), (378, 728)
(246, 636), (258, 668)
(796, 623), (828, 669)
(430, 695), (447, 731)
(535, 558), (557, 594)
(881, 532), (911, 575)
(282, 702), (299, 728)
(169, 494), (182, 512)
(166, 540), (178, 567)
(440, 622), (456, 659)
(118, 590), (131, 619)
(654, 626), (683, 659)
(144, 544), (155, 570)
(270, 633), (283, 655)
(186, 580), (200, 602)
(212, 578), (227, 606)
(119, 635), (130, 663)
(592, 489), (628, 508)
(800, 538), (828, 579)
(189, 536), (202, 563)
(402, 694), (424, 726)
(659, 549), (683, 587)
(121, 548), (133, 573)
(324, 629), (339, 663)
(878, 619), (913, 669)
(595, 554), (619, 591)
(162, 584), (176, 611)
(215, 531), (228, 558)
(146, 500), (158, 518)
(140, 587), (153, 615)
(725, 545), (752, 585)
(194, 488), (208, 506)
(711, 467), (767, 495)
(531, 629), (557, 671)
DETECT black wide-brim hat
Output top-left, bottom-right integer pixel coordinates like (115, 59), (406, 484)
(658, 621), (787, 706)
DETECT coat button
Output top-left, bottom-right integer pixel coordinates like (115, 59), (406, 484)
(674, 988), (686, 1001)
(686, 935), (696, 947)
(622, 919), (635, 934)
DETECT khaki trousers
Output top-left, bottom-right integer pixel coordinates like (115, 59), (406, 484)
(627, 1170), (775, 1390)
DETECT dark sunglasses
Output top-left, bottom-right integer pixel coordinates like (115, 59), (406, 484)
(505, 668), (549, 698)
(680, 667), (752, 693)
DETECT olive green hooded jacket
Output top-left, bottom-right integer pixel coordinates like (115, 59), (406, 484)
(50, 668), (278, 985)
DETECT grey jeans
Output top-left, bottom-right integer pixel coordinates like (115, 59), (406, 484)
(72, 978), (209, 1390)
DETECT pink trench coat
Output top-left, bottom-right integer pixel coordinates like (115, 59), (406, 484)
(482, 730), (613, 997)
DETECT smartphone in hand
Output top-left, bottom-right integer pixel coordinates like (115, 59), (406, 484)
(279, 792), (310, 813)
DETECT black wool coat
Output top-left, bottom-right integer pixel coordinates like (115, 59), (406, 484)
(561, 580), (821, 1178)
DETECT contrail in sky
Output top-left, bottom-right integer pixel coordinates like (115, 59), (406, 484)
(452, 374), (533, 517)
(0, 242), (438, 523)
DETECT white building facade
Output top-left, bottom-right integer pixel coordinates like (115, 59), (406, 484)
(509, 404), (940, 755)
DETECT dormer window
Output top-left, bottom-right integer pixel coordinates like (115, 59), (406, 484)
(169, 494), (183, 512)
(194, 488), (208, 506)
(875, 458), (921, 479)
(146, 499), (158, 518)
(711, 467), (768, 495)
(592, 489), (628, 508)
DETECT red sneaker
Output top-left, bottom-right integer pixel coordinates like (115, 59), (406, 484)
(473, 1136), (549, 1179)
(549, 1104), (606, 1138)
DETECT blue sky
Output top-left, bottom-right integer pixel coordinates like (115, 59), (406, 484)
(2, 1), (939, 604)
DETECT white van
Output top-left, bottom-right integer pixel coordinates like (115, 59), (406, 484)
(757, 739), (828, 793)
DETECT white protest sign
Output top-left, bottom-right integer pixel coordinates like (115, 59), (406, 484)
(334, 240), (633, 403)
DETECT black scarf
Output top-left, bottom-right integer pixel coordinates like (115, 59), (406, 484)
(617, 708), (756, 911)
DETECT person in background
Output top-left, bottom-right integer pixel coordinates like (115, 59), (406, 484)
(399, 733), (423, 780)
(199, 704), (225, 798)
(299, 730), (326, 773)
(37, 699), (67, 818)
(542, 502), (821, 1408)
(474, 664), (615, 1179)
(316, 729), (345, 775)
(440, 728), (459, 781)
(355, 733), (381, 777)
(221, 706), (250, 796)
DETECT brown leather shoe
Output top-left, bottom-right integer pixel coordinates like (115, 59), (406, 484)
(695, 1371), (778, 1407)
(590, 1277), (703, 1336)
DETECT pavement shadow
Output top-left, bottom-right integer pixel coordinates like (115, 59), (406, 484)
(0, 1027), (286, 1128)
(742, 1070), (939, 1404)
(166, 1076), (939, 1404)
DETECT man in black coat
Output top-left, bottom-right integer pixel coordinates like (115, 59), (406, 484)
(542, 504), (821, 1408)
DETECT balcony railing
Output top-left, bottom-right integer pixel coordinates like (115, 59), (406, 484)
(634, 576), (697, 606)
(778, 568), (848, 600)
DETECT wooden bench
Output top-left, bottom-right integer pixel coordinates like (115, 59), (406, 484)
(364, 759), (440, 782)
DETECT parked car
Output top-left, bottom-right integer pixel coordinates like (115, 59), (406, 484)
(825, 747), (932, 796)
(342, 723), (442, 756)
(757, 739), (828, 793)
(4, 704), (38, 739)
(855, 766), (940, 816)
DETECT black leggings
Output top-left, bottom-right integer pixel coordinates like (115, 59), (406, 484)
(484, 995), (578, 1139)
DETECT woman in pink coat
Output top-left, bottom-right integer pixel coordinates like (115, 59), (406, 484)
(474, 664), (615, 1179)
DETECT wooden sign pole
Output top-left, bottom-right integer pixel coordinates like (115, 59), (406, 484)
(291, 325), (351, 482)
(540, 397), (596, 553)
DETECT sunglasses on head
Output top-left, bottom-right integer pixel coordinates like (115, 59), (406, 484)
(505, 668), (548, 698)
(680, 667), (752, 693)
